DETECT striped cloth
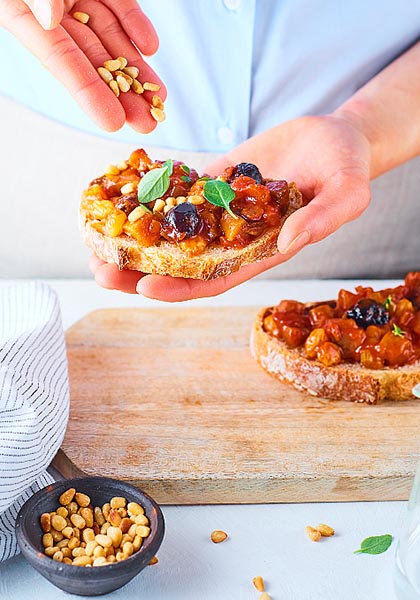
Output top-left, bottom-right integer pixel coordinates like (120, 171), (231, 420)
(0, 282), (69, 561)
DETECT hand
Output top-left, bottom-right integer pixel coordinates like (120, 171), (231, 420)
(90, 113), (372, 301)
(2, 0), (165, 132)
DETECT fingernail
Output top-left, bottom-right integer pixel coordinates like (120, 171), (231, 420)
(34, 0), (53, 29)
(278, 230), (311, 255)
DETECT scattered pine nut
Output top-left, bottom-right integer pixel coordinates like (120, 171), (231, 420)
(72, 11), (90, 24)
(131, 80), (144, 94)
(109, 80), (120, 97)
(253, 576), (265, 592)
(150, 107), (166, 123)
(152, 95), (164, 110)
(210, 530), (228, 543)
(149, 555), (159, 565)
(306, 525), (322, 542)
(259, 594), (271, 600)
(143, 82), (161, 92)
(59, 488), (76, 506)
(187, 194), (205, 205)
(128, 205), (149, 222)
(120, 182), (137, 195)
(316, 523), (335, 537)
(97, 67), (113, 83)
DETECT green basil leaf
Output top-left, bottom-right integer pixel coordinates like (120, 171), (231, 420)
(354, 534), (393, 555)
(180, 175), (191, 183)
(137, 167), (170, 205)
(203, 179), (237, 219)
(180, 164), (190, 175)
(162, 159), (173, 176)
(392, 324), (405, 337)
(197, 176), (211, 182)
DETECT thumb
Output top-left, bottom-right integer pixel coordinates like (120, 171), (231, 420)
(24, 0), (64, 29)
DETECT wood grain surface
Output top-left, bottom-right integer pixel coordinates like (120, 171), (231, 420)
(54, 307), (420, 504)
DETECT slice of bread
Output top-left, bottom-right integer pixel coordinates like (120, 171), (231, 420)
(80, 183), (303, 280)
(251, 307), (420, 403)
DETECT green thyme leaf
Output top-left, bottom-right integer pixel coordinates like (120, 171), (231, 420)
(180, 164), (190, 175)
(137, 166), (170, 205)
(392, 324), (405, 337)
(162, 159), (173, 176)
(384, 295), (393, 310)
(354, 534), (393, 555)
(203, 179), (237, 219)
(180, 175), (191, 183)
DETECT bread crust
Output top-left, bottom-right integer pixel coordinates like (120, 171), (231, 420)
(251, 308), (420, 403)
(80, 183), (303, 280)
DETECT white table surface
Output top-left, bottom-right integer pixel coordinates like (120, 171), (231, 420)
(0, 278), (410, 600)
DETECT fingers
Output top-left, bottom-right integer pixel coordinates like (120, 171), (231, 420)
(277, 170), (371, 254)
(136, 253), (287, 302)
(6, 9), (126, 131)
(24, 0), (64, 29)
(70, 0), (165, 133)
(100, 0), (159, 56)
(93, 262), (144, 294)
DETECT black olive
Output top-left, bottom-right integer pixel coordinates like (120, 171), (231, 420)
(232, 162), (263, 184)
(346, 299), (390, 328)
(161, 203), (202, 242)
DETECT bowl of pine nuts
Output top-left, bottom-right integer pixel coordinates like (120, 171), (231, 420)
(15, 477), (165, 596)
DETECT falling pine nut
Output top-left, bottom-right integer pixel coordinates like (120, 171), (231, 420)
(150, 107), (166, 123)
(72, 11), (90, 24)
(143, 81), (161, 92)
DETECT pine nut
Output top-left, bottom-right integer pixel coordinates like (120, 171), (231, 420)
(100, 522), (110, 534)
(259, 594), (271, 600)
(107, 526), (122, 548)
(75, 493), (91, 508)
(73, 555), (92, 567)
(253, 576), (265, 592)
(143, 82), (161, 92)
(109, 80), (120, 97)
(95, 534), (113, 548)
(85, 540), (98, 556)
(97, 67), (113, 83)
(116, 71), (133, 85)
(116, 161), (128, 171)
(51, 515), (67, 532)
(40, 513), (51, 533)
(117, 57), (128, 69)
(72, 11), (89, 24)
(153, 199), (165, 213)
(93, 556), (108, 567)
(45, 546), (59, 557)
(56, 507), (68, 518)
(71, 514), (86, 529)
(211, 530), (228, 543)
(316, 523), (335, 537)
(131, 80), (144, 94)
(63, 557), (73, 565)
(51, 529), (64, 543)
(136, 525), (150, 538)
(150, 107), (166, 123)
(67, 501), (78, 515)
(107, 555), (117, 563)
(120, 517), (132, 533)
(93, 546), (106, 558)
(120, 182), (137, 195)
(132, 514), (149, 526)
(62, 527), (74, 539)
(128, 205), (149, 222)
(72, 547), (86, 558)
(188, 194), (205, 205)
(94, 507), (106, 527)
(133, 535), (143, 551)
(124, 66), (139, 79)
(42, 533), (54, 548)
(123, 541), (134, 557)
(57, 539), (69, 548)
(104, 59), (121, 72)
(52, 550), (63, 562)
(62, 548), (72, 558)
(305, 525), (322, 542)
(110, 497), (127, 509)
(102, 503), (111, 519)
(68, 537), (79, 550)
(176, 196), (187, 204)
(116, 74), (130, 93)
(82, 528), (95, 543)
(148, 556), (158, 565)
(152, 95), (164, 110)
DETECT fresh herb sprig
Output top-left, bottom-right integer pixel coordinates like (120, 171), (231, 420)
(392, 324), (405, 337)
(354, 534), (393, 555)
(137, 162), (172, 205)
(203, 179), (237, 219)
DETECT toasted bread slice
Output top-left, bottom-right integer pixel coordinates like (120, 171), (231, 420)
(80, 183), (303, 280)
(251, 307), (420, 403)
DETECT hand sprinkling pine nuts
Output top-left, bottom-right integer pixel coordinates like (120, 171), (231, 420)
(40, 489), (150, 566)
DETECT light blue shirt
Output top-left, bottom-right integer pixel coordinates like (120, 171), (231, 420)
(1, 0), (420, 152)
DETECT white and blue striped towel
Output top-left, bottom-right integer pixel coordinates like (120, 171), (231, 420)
(0, 282), (69, 561)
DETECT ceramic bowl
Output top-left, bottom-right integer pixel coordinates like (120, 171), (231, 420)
(15, 477), (164, 596)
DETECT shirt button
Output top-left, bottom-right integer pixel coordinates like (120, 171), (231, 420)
(223, 0), (241, 11)
(217, 127), (235, 146)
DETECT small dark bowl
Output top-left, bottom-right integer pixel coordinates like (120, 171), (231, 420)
(15, 477), (165, 596)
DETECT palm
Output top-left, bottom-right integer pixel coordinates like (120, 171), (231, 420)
(90, 114), (372, 301)
(2, 0), (164, 132)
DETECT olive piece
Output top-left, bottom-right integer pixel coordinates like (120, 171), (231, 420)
(346, 299), (390, 328)
(232, 162), (263, 184)
(161, 202), (202, 242)
(114, 194), (139, 215)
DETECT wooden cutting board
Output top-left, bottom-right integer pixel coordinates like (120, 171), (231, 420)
(54, 307), (420, 504)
